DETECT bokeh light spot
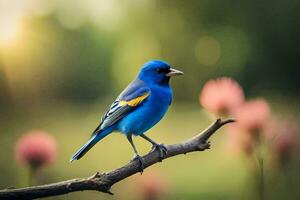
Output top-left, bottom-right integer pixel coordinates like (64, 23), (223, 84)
(195, 36), (221, 66)
(0, 21), (22, 45)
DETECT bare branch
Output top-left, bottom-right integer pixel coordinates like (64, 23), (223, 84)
(0, 118), (235, 200)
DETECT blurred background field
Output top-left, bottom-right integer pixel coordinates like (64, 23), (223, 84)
(0, 0), (299, 200)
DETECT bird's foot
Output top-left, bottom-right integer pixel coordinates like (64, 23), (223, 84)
(197, 141), (211, 151)
(132, 154), (145, 174)
(151, 144), (168, 161)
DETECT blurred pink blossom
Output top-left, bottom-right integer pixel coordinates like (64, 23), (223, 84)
(263, 118), (280, 140)
(15, 131), (57, 169)
(233, 99), (270, 133)
(226, 125), (255, 155)
(272, 120), (298, 165)
(200, 77), (245, 116)
(134, 171), (169, 200)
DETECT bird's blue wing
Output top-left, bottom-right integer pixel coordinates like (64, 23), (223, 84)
(93, 79), (150, 134)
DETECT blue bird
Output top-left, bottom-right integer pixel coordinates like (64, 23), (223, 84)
(70, 60), (183, 171)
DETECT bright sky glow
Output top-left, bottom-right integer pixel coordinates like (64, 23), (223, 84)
(0, 20), (22, 45)
(0, 0), (25, 46)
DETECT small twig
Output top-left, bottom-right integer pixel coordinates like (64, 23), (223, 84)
(0, 118), (235, 200)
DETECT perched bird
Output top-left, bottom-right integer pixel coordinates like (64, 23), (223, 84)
(70, 60), (183, 171)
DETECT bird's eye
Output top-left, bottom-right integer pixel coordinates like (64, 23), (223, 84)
(156, 69), (164, 74)
(156, 68), (169, 74)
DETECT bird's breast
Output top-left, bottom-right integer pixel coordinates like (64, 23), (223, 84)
(117, 86), (172, 135)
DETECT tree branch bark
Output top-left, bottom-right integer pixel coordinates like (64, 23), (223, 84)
(0, 118), (234, 200)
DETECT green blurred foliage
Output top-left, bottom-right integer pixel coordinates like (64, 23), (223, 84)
(0, 0), (299, 199)
(0, 0), (299, 107)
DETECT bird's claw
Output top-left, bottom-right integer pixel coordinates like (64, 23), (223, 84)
(132, 154), (145, 174)
(198, 141), (211, 151)
(151, 144), (168, 161)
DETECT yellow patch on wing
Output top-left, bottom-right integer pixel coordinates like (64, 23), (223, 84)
(119, 93), (150, 107)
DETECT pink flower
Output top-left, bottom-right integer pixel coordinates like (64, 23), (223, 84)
(233, 99), (270, 133)
(134, 171), (169, 200)
(15, 131), (57, 169)
(226, 125), (255, 155)
(200, 77), (245, 116)
(272, 121), (297, 163)
(263, 118), (279, 140)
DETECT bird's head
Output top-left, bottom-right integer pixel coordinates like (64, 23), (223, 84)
(138, 60), (183, 85)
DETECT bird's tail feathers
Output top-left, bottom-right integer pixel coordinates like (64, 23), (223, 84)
(70, 129), (110, 162)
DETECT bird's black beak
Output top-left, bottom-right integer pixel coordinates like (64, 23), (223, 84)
(166, 68), (184, 77)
